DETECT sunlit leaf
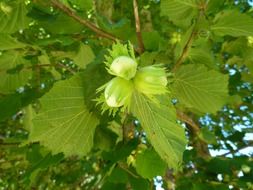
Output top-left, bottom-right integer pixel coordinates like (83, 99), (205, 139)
(172, 64), (228, 113)
(211, 10), (253, 37)
(0, 0), (29, 33)
(131, 92), (187, 170)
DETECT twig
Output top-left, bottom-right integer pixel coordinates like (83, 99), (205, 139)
(133, 0), (145, 54)
(219, 143), (253, 157)
(56, 62), (76, 74)
(118, 162), (139, 178)
(122, 113), (135, 143)
(176, 110), (211, 157)
(0, 92), (6, 97)
(172, 13), (201, 72)
(4, 63), (76, 74)
(0, 142), (20, 146)
(176, 110), (200, 133)
(50, 0), (118, 42)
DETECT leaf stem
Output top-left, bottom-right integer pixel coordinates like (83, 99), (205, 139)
(118, 162), (139, 178)
(50, 0), (118, 42)
(172, 13), (201, 72)
(133, 0), (145, 54)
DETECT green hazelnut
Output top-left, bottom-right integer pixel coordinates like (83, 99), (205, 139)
(104, 77), (133, 107)
(134, 65), (168, 95)
(109, 56), (137, 80)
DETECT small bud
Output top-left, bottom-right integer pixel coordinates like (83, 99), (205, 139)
(134, 65), (168, 95)
(242, 164), (251, 173)
(105, 77), (133, 107)
(0, 2), (12, 15)
(109, 56), (137, 80)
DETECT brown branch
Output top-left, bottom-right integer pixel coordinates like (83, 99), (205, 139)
(56, 62), (76, 74)
(0, 142), (20, 146)
(176, 110), (200, 134)
(176, 110), (211, 158)
(172, 13), (201, 72)
(219, 143), (253, 157)
(50, 0), (118, 42)
(133, 0), (145, 54)
(122, 113), (135, 143)
(35, 62), (76, 74)
(118, 162), (139, 178)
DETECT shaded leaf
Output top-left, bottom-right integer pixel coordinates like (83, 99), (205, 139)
(135, 149), (167, 179)
(25, 144), (64, 181)
(39, 13), (84, 34)
(0, 34), (26, 50)
(28, 74), (99, 156)
(108, 167), (128, 183)
(0, 51), (32, 93)
(73, 44), (95, 69)
(198, 127), (217, 145)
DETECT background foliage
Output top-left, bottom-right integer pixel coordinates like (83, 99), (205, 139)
(0, 0), (253, 189)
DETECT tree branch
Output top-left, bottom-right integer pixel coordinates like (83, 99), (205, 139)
(176, 110), (211, 157)
(50, 0), (118, 42)
(133, 0), (145, 54)
(172, 13), (201, 72)
(118, 162), (139, 178)
(0, 142), (20, 147)
(176, 110), (200, 133)
(219, 143), (253, 157)
(122, 113), (135, 143)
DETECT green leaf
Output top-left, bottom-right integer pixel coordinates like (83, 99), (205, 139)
(0, 87), (49, 121)
(25, 144), (64, 181)
(160, 0), (198, 27)
(130, 92), (187, 170)
(0, 0), (29, 33)
(40, 13), (83, 34)
(142, 31), (162, 51)
(96, 17), (135, 41)
(28, 74), (99, 156)
(206, 0), (225, 14)
(135, 149), (167, 179)
(211, 10), (253, 37)
(198, 127), (217, 145)
(0, 34), (26, 50)
(129, 177), (149, 190)
(93, 124), (118, 151)
(189, 47), (217, 69)
(108, 167), (128, 183)
(70, 0), (93, 11)
(0, 51), (32, 93)
(0, 93), (22, 121)
(175, 26), (194, 60)
(73, 44), (95, 69)
(59, 0), (93, 11)
(172, 64), (228, 113)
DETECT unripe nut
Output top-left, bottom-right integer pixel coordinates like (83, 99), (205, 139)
(109, 56), (137, 80)
(105, 77), (133, 107)
(134, 65), (168, 95)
